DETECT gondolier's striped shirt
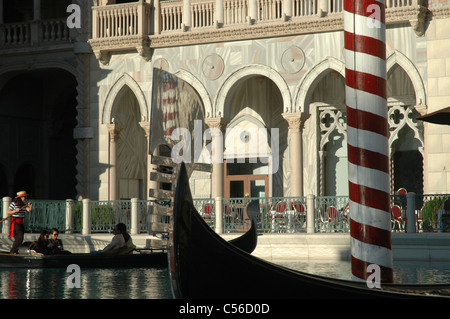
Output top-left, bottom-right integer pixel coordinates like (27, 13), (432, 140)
(9, 202), (27, 218)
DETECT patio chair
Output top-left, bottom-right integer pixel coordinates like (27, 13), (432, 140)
(391, 205), (404, 231)
(223, 204), (232, 219)
(202, 203), (214, 226)
(270, 201), (287, 232)
(324, 206), (338, 231)
(291, 201), (306, 230)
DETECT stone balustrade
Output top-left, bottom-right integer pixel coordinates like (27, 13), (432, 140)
(0, 18), (70, 47)
(87, 0), (429, 63)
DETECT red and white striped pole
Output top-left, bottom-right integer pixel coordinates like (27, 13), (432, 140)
(344, 0), (393, 283)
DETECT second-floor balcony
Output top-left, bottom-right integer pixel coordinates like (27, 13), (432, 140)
(0, 18), (71, 53)
(89, 0), (430, 64)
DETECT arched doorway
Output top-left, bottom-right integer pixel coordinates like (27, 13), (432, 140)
(0, 68), (77, 199)
(312, 70), (347, 196)
(387, 63), (424, 195)
(111, 86), (148, 199)
(223, 75), (286, 198)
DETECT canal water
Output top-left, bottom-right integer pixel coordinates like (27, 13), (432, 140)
(0, 261), (449, 299)
(278, 261), (450, 285)
(0, 267), (172, 299)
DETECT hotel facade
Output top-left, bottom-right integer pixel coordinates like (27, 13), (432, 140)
(0, 0), (449, 202)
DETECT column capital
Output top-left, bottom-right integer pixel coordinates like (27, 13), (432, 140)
(205, 117), (229, 131)
(282, 112), (304, 131)
(106, 123), (124, 141)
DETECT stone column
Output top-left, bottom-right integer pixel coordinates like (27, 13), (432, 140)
(183, 0), (192, 30)
(30, 0), (41, 44)
(131, 197), (139, 235)
(248, 0), (258, 24)
(282, 112), (304, 197)
(65, 199), (74, 234)
(319, 0), (328, 16)
(215, 0), (224, 27)
(2, 197), (11, 234)
(33, 0), (41, 20)
(0, 0), (4, 25)
(205, 117), (228, 199)
(283, 0), (293, 19)
(139, 121), (154, 200)
(82, 198), (90, 235)
(406, 192), (416, 233)
(107, 124), (124, 200)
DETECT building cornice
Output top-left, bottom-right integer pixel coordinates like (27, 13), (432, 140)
(85, 3), (449, 63)
(148, 5), (433, 49)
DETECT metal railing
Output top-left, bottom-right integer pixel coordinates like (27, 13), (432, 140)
(194, 193), (450, 234)
(1, 193), (449, 235)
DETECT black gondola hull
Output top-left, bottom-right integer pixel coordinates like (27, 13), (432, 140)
(0, 251), (168, 268)
(169, 163), (450, 299)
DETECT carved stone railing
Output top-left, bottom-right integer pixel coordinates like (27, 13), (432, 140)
(89, 0), (432, 63)
(90, 1), (153, 64)
(0, 18), (70, 48)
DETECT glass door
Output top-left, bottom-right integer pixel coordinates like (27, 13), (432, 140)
(224, 159), (268, 231)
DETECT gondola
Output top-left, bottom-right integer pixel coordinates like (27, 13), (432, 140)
(227, 200), (258, 254)
(0, 220), (255, 270)
(0, 249), (168, 269)
(168, 162), (450, 299)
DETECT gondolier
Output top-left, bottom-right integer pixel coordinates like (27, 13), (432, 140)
(7, 191), (32, 254)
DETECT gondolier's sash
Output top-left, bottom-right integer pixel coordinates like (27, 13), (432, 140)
(9, 218), (24, 238)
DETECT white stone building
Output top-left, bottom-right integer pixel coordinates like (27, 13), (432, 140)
(0, 0), (449, 201)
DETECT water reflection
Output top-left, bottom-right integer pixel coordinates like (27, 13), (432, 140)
(0, 267), (172, 299)
(2, 261), (450, 299)
(277, 261), (450, 284)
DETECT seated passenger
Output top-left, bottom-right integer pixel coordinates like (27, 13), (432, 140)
(48, 228), (71, 255)
(98, 223), (135, 255)
(30, 230), (52, 255)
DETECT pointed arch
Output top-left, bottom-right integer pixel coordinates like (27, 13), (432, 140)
(102, 73), (148, 124)
(386, 50), (426, 107)
(294, 57), (346, 114)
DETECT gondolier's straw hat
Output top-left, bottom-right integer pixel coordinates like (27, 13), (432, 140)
(16, 191), (28, 198)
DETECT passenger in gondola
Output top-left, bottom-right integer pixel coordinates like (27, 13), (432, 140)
(96, 223), (135, 255)
(30, 230), (52, 255)
(48, 228), (71, 255)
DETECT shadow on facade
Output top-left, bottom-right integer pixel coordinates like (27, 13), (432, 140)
(0, 68), (78, 200)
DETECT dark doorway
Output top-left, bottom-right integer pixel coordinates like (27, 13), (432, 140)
(0, 69), (78, 199)
(393, 150), (423, 195)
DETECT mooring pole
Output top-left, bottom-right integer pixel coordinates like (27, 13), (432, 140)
(344, 0), (393, 283)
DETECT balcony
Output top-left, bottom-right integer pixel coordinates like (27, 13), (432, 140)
(0, 18), (72, 55)
(90, 1), (153, 64)
(89, 0), (430, 64)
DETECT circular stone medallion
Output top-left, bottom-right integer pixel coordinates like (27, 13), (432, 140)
(202, 54), (224, 80)
(281, 46), (305, 74)
(153, 58), (169, 71)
